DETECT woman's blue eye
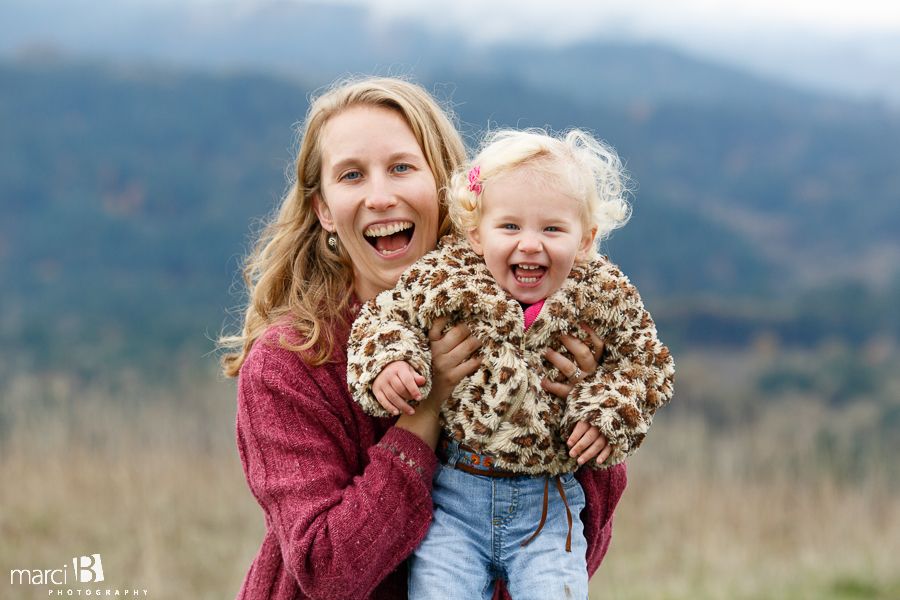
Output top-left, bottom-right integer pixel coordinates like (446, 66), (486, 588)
(343, 172), (361, 181)
(395, 164), (411, 173)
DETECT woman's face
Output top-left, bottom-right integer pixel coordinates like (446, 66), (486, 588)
(314, 105), (440, 303)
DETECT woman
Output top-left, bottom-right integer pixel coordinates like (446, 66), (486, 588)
(219, 76), (627, 600)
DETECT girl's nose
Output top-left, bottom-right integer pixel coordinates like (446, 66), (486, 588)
(518, 232), (543, 253)
(364, 175), (398, 211)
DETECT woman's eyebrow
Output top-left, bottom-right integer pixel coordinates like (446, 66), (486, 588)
(328, 158), (359, 177)
(328, 151), (424, 177)
(387, 151), (426, 164)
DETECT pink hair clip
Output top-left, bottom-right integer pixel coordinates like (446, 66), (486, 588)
(467, 166), (483, 196)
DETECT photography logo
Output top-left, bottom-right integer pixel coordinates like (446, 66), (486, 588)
(10, 555), (101, 586)
(9, 553), (147, 594)
(10, 554), (102, 585)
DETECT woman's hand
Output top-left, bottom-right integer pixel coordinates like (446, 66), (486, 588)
(426, 316), (483, 408)
(395, 316), (482, 449)
(540, 322), (613, 464)
(540, 322), (605, 399)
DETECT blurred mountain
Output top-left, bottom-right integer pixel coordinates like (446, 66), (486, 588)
(1, 31), (899, 375)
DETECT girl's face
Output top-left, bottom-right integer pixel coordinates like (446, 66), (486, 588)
(314, 105), (440, 303)
(467, 172), (597, 305)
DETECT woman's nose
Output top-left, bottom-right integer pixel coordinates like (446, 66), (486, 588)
(364, 175), (398, 211)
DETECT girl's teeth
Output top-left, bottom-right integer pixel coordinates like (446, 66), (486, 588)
(514, 264), (542, 283)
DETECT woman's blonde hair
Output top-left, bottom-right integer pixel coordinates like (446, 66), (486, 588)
(447, 128), (632, 257)
(219, 76), (467, 376)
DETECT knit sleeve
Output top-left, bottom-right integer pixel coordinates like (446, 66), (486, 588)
(347, 282), (434, 417)
(561, 270), (675, 469)
(577, 461), (628, 577)
(236, 336), (438, 600)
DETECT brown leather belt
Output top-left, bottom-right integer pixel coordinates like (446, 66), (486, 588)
(436, 436), (520, 477)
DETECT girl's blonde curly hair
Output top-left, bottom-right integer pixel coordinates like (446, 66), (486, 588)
(447, 128), (632, 257)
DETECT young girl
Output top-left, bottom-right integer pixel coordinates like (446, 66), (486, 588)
(347, 128), (675, 600)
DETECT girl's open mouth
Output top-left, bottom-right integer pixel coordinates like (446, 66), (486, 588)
(512, 264), (546, 284)
(364, 221), (414, 256)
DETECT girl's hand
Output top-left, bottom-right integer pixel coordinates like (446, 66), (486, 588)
(541, 322), (605, 400)
(567, 421), (614, 465)
(373, 361), (426, 416)
(395, 317), (481, 449)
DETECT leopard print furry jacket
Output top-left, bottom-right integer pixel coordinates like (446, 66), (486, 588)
(348, 237), (674, 477)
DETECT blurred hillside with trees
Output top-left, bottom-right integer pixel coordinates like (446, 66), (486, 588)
(1, 51), (898, 380)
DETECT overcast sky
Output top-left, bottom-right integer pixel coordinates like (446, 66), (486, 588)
(163, 0), (900, 38)
(6, 0), (900, 102)
(252, 0), (900, 102)
(270, 0), (900, 42)
(349, 0), (900, 102)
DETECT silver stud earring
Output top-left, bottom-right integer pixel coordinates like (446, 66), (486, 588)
(328, 234), (337, 249)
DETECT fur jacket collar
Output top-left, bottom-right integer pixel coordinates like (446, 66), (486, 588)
(348, 237), (674, 476)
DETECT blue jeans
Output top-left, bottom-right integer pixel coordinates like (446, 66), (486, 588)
(408, 441), (589, 600)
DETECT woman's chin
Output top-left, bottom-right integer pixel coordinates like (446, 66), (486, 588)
(374, 242), (419, 279)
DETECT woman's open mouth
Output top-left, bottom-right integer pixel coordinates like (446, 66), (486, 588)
(364, 221), (414, 256)
(512, 263), (546, 284)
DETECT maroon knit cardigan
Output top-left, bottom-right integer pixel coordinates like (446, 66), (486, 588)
(235, 320), (628, 600)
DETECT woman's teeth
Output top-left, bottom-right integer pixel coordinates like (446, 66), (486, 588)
(364, 221), (413, 238)
(364, 221), (414, 255)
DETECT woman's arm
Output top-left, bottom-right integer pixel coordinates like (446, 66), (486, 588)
(237, 342), (438, 600)
(238, 317), (481, 599)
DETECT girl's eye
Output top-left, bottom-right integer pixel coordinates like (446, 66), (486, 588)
(545, 226), (560, 232)
(503, 224), (519, 230)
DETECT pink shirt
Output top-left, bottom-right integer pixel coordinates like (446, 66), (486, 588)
(522, 299), (546, 332)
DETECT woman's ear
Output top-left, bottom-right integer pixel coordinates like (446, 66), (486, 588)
(313, 193), (334, 232)
(576, 225), (598, 262)
(467, 228), (484, 255)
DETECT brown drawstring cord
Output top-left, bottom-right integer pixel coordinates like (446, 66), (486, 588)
(521, 476), (550, 548)
(521, 475), (573, 552)
(556, 476), (574, 552)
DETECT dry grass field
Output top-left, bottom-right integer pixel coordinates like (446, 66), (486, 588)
(2, 347), (899, 599)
